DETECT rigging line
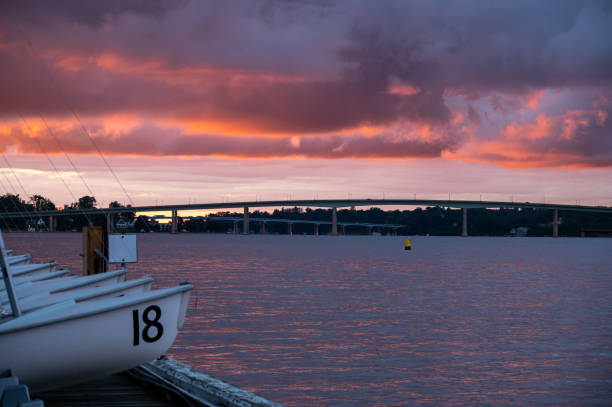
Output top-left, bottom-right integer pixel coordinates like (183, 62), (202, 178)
(15, 117), (118, 262)
(36, 76), (152, 234)
(21, 117), (134, 266)
(38, 115), (101, 210)
(19, 115), (96, 228)
(13, 22), (144, 218)
(8, 58), (118, 243)
(0, 26), (114, 237)
(26, 115), (136, 258)
(36, 114), (130, 236)
(8, 22), (152, 235)
(0, 51), (101, 232)
(2, 56), (135, 267)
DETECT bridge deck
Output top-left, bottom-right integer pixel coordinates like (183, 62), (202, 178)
(0, 199), (610, 219)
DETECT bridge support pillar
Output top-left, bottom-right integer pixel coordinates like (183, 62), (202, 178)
(553, 209), (558, 237)
(331, 207), (338, 235)
(242, 207), (249, 235)
(461, 208), (468, 237)
(314, 224), (319, 236)
(48, 216), (56, 232)
(233, 221), (238, 234)
(260, 221), (265, 234)
(106, 213), (113, 235)
(171, 210), (178, 234)
(287, 222), (292, 235)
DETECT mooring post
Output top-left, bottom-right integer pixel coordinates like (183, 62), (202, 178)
(314, 223), (319, 236)
(48, 216), (56, 232)
(287, 222), (292, 235)
(83, 225), (106, 275)
(553, 208), (558, 237)
(171, 210), (178, 234)
(260, 221), (265, 234)
(331, 207), (338, 235)
(242, 207), (249, 234)
(233, 220), (238, 234)
(368, 226), (373, 235)
(461, 208), (468, 237)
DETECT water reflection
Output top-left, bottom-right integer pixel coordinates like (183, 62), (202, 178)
(5, 233), (612, 406)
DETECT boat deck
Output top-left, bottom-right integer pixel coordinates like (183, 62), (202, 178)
(35, 373), (200, 407)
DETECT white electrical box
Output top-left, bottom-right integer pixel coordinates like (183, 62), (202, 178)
(108, 233), (138, 263)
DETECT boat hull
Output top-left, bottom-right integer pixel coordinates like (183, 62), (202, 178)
(10, 262), (57, 278)
(7, 254), (32, 266)
(0, 286), (192, 393)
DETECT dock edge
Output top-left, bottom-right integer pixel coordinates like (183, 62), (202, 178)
(140, 357), (284, 407)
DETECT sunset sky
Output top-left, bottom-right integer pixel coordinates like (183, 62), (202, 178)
(0, 0), (611, 208)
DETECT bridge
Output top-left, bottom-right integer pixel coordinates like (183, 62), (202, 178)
(206, 216), (404, 235)
(0, 199), (611, 237)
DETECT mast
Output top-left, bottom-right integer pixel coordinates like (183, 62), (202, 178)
(0, 231), (22, 317)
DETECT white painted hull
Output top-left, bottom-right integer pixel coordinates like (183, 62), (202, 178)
(1, 269), (69, 291)
(7, 254), (31, 266)
(10, 262), (57, 278)
(0, 284), (192, 393)
(1, 269), (126, 308)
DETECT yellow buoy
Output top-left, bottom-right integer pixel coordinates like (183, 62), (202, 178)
(404, 238), (412, 250)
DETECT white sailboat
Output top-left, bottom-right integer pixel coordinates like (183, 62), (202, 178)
(0, 232), (194, 393)
(0, 284), (192, 393)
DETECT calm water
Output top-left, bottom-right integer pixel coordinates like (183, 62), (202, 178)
(5, 233), (612, 406)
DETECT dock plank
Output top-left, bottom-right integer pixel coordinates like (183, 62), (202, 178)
(35, 373), (190, 407)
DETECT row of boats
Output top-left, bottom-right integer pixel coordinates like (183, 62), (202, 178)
(0, 232), (193, 394)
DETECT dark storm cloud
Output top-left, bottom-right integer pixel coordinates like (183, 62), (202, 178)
(340, 0), (612, 92)
(0, 44), (448, 133)
(0, 0), (183, 27)
(0, 0), (611, 166)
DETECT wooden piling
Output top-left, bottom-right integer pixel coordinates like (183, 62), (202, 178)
(83, 225), (107, 275)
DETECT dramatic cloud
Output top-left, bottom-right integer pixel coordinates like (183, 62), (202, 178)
(0, 0), (611, 167)
(1, 121), (458, 159)
(464, 105), (612, 167)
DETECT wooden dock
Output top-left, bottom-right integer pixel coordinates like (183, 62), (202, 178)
(33, 357), (283, 407)
(35, 373), (196, 407)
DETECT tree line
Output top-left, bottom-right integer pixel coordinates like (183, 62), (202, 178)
(0, 193), (140, 231)
(0, 193), (611, 236)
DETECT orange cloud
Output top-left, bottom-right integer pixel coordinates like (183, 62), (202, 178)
(0, 119), (458, 160)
